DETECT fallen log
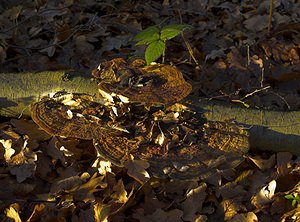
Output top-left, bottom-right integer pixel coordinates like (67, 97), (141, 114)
(0, 70), (99, 117)
(184, 98), (300, 156)
(0, 70), (299, 155)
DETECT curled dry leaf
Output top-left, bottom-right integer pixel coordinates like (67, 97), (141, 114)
(251, 180), (277, 208)
(248, 154), (276, 170)
(124, 159), (150, 184)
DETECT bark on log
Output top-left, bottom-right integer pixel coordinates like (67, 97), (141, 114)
(184, 99), (300, 156)
(0, 70), (299, 156)
(0, 70), (99, 117)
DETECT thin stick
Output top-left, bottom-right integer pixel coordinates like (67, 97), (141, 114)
(268, 0), (274, 33)
(181, 33), (199, 66)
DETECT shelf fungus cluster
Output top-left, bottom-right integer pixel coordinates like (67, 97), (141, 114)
(31, 59), (249, 180)
(92, 58), (192, 105)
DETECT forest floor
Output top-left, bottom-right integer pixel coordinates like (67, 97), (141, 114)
(0, 0), (300, 221)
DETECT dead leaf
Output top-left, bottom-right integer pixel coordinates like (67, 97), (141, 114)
(222, 199), (238, 220)
(229, 212), (258, 222)
(4, 204), (21, 222)
(182, 183), (207, 221)
(94, 203), (110, 222)
(75, 35), (94, 54)
(92, 158), (112, 176)
(111, 179), (128, 203)
(72, 173), (107, 203)
(50, 175), (83, 195)
(26, 204), (46, 222)
(0, 139), (15, 162)
(248, 154), (276, 170)
(124, 158), (150, 184)
(45, 137), (66, 165)
(10, 119), (51, 149)
(133, 208), (183, 222)
(277, 152), (293, 176)
(39, 37), (58, 57)
(251, 180), (276, 207)
(10, 163), (36, 183)
(243, 14), (268, 32)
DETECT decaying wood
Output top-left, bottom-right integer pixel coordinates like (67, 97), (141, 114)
(0, 70), (299, 155)
(184, 98), (300, 156)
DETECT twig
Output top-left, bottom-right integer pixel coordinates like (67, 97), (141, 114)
(270, 91), (291, 110)
(241, 86), (271, 100)
(181, 33), (199, 66)
(231, 86), (271, 108)
(268, 0), (274, 33)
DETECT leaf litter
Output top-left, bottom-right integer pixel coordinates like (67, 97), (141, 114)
(0, 0), (300, 221)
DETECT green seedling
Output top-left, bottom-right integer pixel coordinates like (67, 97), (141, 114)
(285, 193), (300, 208)
(133, 24), (191, 65)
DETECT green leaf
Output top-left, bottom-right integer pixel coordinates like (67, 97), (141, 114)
(160, 24), (192, 41)
(135, 32), (160, 45)
(133, 26), (159, 42)
(145, 40), (165, 65)
(285, 194), (295, 200)
(292, 199), (297, 207)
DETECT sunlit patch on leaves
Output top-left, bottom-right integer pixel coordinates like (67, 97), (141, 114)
(26, 203), (46, 222)
(92, 158), (112, 176)
(94, 203), (110, 222)
(59, 145), (74, 157)
(155, 122), (165, 146)
(66, 109), (73, 119)
(0, 139), (15, 162)
(4, 204), (21, 222)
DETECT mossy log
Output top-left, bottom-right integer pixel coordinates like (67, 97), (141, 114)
(0, 70), (299, 156)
